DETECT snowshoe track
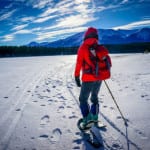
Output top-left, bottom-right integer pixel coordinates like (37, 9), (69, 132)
(0, 66), (48, 150)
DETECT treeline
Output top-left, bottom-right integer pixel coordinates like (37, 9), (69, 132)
(0, 46), (78, 57)
(0, 42), (150, 57)
(105, 42), (150, 53)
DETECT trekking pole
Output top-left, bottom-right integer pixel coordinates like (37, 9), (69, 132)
(104, 80), (128, 126)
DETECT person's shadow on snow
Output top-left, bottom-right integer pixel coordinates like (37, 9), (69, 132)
(73, 127), (105, 150)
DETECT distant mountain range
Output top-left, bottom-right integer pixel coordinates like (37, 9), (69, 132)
(28, 28), (150, 47)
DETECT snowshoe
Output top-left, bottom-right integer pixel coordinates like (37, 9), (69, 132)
(77, 119), (103, 148)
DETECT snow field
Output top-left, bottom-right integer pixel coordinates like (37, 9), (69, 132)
(0, 54), (150, 150)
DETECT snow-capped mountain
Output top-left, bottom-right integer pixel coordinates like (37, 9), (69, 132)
(28, 28), (150, 47)
(127, 28), (150, 43)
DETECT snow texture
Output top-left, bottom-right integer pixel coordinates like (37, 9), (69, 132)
(0, 54), (150, 150)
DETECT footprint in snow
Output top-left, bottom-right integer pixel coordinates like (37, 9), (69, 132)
(48, 99), (53, 102)
(45, 82), (49, 85)
(116, 116), (122, 120)
(40, 115), (50, 125)
(39, 134), (49, 139)
(52, 85), (56, 88)
(39, 96), (44, 99)
(110, 107), (115, 110)
(57, 106), (65, 112)
(58, 95), (65, 99)
(112, 143), (122, 149)
(125, 86), (129, 89)
(106, 138), (123, 150)
(73, 146), (80, 149)
(4, 96), (8, 99)
(103, 105), (107, 108)
(75, 132), (80, 135)
(50, 128), (62, 143)
(68, 86), (73, 89)
(66, 129), (72, 133)
(46, 89), (50, 92)
(73, 139), (82, 145)
(135, 129), (148, 140)
(141, 94), (148, 98)
(31, 137), (35, 139)
(33, 100), (38, 103)
(69, 115), (78, 119)
(16, 108), (21, 111)
(67, 105), (72, 108)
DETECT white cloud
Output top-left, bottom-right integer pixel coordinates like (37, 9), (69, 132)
(56, 0), (74, 8)
(55, 15), (96, 28)
(56, 2), (75, 15)
(0, 9), (17, 21)
(12, 24), (28, 31)
(31, 0), (97, 28)
(23, 0), (53, 9)
(28, 0), (98, 30)
(74, 0), (90, 5)
(29, 0), (97, 41)
(42, 14), (97, 31)
(56, 0), (92, 15)
(33, 0), (53, 9)
(90, 0), (136, 13)
(21, 16), (35, 22)
(33, 15), (57, 23)
(2, 34), (15, 42)
(40, 8), (58, 17)
(74, 3), (90, 14)
(4, 3), (14, 9)
(14, 29), (32, 34)
(113, 20), (150, 29)
(2, 28), (32, 42)
(35, 27), (86, 41)
(38, 0), (93, 20)
(121, 0), (128, 4)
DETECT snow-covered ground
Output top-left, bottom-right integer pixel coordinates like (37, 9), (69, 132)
(0, 53), (150, 150)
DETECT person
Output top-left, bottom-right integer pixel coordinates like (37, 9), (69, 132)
(74, 27), (112, 129)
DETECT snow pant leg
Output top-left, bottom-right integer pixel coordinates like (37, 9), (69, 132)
(79, 82), (93, 117)
(90, 81), (102, 115)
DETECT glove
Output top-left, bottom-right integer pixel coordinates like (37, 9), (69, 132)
(75, 76), (81, 87)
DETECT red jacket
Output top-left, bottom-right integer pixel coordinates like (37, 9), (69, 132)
(74, 38), (112, 82)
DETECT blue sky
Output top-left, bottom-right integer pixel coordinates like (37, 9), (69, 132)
(0, 0), (150, 46)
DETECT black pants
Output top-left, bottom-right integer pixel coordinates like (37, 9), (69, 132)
(79, 81), (102, 117)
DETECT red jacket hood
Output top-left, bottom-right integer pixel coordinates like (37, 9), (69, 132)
(84, 27), (98, 41)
